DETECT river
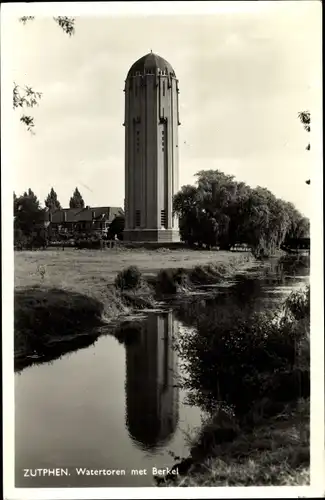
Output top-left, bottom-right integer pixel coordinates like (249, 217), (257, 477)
(15, 256), (309, 487)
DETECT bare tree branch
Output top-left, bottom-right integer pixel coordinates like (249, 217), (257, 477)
(19, 16), (35, 24)
(15, 16), (76, 133)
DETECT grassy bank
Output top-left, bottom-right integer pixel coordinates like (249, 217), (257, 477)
(157, 285), (310, 487)
(14, 247), (255, 289)
(14, 249), (254, 370)
(160, 399), (309, 486)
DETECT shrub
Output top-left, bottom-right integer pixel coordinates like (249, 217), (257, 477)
(156, 268), (188, 294)
(114, 265), (142, 291)
(14, 229), (48, 250)
(75, 237), (105, 249)
(284, 286), (310, 321)
(175, 286), (310, 416)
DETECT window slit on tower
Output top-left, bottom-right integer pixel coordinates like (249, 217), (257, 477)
(163, 80), (166, 97)
(136, 130), (140, 153)
(135, 210), (141, 227)
(161, 209), (166, 228)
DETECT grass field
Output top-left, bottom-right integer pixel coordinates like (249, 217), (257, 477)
(14, 248), (254, 369)
(15, 247), (253, 293)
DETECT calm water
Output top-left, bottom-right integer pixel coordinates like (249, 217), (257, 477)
(15, 257), (309, 487)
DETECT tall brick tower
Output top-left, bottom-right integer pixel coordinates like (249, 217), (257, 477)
(123, 52), (180, 242)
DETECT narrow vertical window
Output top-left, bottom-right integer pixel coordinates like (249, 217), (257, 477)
(163, 80), (166, 96)
(135, 210), (141, 227)
(161, 209), (166, 228)
(136, 130), (140, 153)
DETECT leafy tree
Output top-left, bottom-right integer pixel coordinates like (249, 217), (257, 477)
(45, 187), (61, 211)
(14, 16), (75, 133)
(108, 216), (125, 240)
(14, 189), (43, 236)
(69, 187), (85, 209)
(13, 191), (18, 211)
(173, 169), (309, 257)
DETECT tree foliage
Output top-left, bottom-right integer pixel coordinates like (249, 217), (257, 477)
(15, 16), (76, 133)
(173, 170), (309, 257)
(69, 187), (85, 209)
(174, 283), (310, 416)
(45, 187), (61, 212)
(14, 189), (47, 247)
(108, 216), (125, 240)
(298, 110), (311, 151)
(13, 83), (42, 133)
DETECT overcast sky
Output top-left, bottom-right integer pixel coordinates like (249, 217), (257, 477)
(5, 2), (321, 217)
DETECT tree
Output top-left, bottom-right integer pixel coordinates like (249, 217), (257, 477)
(14, 16), (76, 133)
(173, 169), (309, 256)
(108, 216), (125, 240)
(14, 189), (43, 236)
(13, 191), (18, 211)
(45, 187), (61, 211)
(69, 188), (85, 209)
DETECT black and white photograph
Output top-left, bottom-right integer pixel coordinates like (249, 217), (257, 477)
(2, 1), (324, 498)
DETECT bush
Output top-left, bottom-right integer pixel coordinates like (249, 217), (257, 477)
(75, 237), (105, 249)
(14, 228), (48, 250)
(156, 268), (188, 294)
(175, 286), (310, 416)
(114, 266), (142, 291)
(284, 286), (310, 321)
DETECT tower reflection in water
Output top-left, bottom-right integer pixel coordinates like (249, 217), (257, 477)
(125, 312), (179, 451)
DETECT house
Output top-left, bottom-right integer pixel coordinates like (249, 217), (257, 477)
(49, 206), (124, 237)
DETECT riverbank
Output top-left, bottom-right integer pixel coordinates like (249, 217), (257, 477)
(158, 282), (310, 487)
(14, 249), (255, 371)
(159, 399), (309, 486)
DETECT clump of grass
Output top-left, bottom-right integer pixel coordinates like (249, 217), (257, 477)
(189, 263), (224, 285)
(153, 255), (253, 296)
(114, 265), (142, 291)
(100, 286), (131, 319)
(155, 268), (190, 294)
(113, 265), (157, 309)
(120, 288), (157, 310)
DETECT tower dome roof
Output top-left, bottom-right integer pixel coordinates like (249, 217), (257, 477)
(127, 52), (176, 78)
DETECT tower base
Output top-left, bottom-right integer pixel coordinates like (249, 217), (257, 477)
(123, 229), (180, 243)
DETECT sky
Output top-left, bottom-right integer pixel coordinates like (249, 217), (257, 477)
(4, 1), (322, 217)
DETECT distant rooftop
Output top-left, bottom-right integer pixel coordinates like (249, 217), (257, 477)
(47, 206), (124, 223)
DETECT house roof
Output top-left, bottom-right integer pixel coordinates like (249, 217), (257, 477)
(50, 207), (124, 224)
